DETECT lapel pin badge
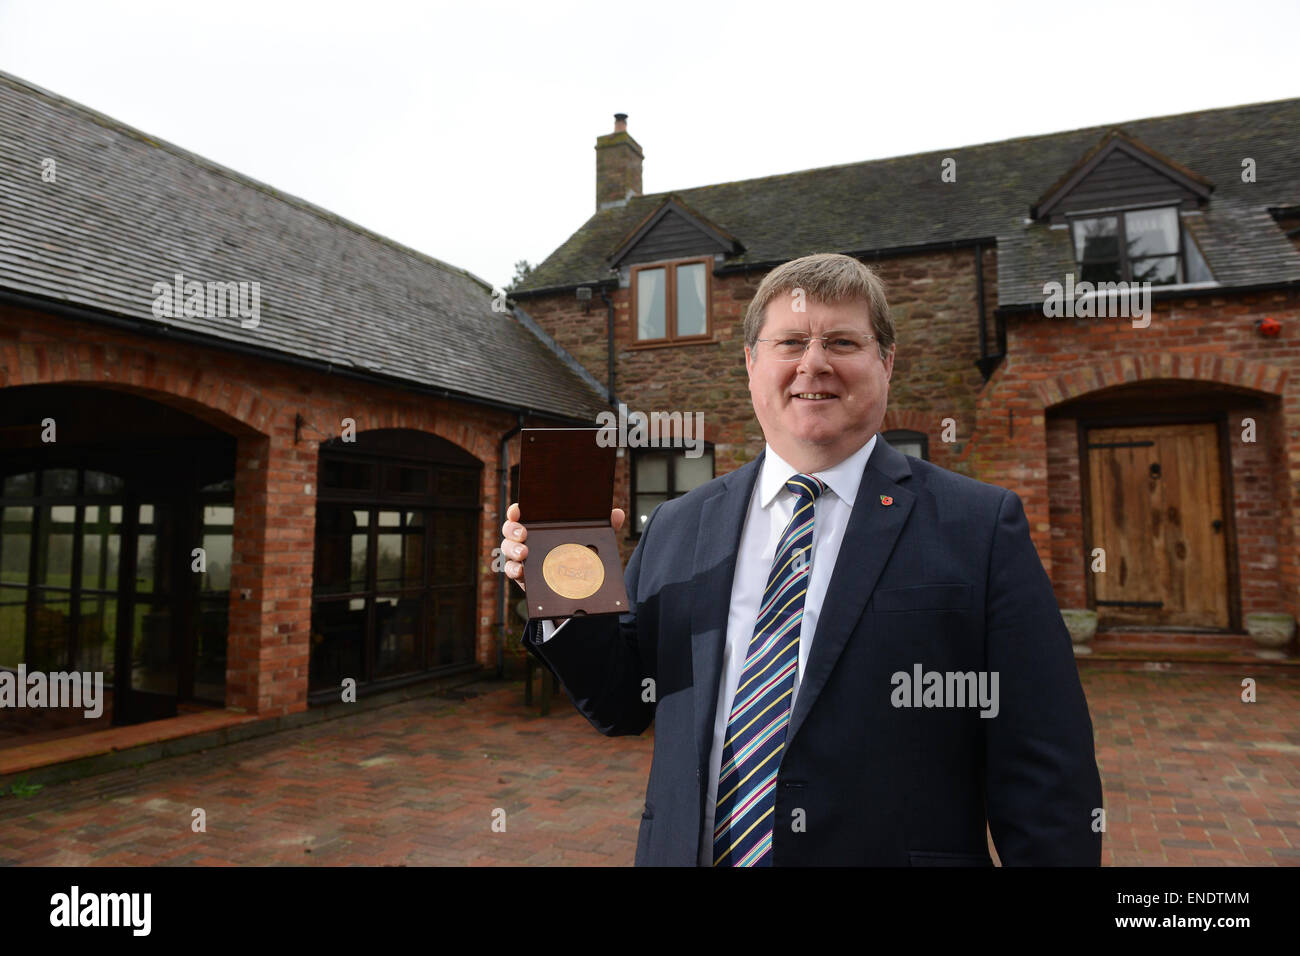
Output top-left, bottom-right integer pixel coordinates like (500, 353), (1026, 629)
(879, 495), (893, 506)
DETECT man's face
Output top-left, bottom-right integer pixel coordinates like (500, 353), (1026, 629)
(744, 293), (894, 472)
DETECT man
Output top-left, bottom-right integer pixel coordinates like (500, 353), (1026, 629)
(501, 253), (1103, 866)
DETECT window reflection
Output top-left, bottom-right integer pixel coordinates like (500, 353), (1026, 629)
(311, 449), (480, 694)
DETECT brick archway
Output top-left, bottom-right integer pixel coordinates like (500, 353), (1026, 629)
(1037, 353), (1287, 408)
(881, 408), (935, 434)
(301, 403), (494, 466)
(0, 338), (275, 437)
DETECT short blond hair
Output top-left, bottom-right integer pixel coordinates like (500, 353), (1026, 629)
(743, 253), (894, 361)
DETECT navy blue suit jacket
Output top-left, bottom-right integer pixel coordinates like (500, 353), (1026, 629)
(522, 439), (1103, 866)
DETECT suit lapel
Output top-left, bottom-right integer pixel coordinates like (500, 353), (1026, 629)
(786, 439), (914, 749)
(690, 453), (763, 771)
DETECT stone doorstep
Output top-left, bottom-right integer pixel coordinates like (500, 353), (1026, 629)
(1076, 629), (1299, 671)
(1076, 648), (1300, 674)
(0, 667), (492, 792)
(1093, 629), (1259, 651)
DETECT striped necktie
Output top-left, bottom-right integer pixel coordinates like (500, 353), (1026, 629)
(713, 472), (827, 867)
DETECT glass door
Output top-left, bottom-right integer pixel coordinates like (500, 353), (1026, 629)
(115, 499), (179, 723)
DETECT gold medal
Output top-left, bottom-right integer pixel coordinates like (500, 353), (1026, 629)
(542, 543), (605, 600)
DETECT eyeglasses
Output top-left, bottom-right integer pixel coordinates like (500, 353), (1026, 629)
(754, 331), (877, 362)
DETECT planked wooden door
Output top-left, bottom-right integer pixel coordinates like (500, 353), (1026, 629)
(1085, 423), (1230, 629)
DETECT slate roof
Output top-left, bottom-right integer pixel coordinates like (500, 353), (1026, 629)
(0, 71), (608, 421)
(516, 98), (1300, 307)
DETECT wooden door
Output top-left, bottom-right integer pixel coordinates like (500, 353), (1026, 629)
(1085, 423), (1229, 629)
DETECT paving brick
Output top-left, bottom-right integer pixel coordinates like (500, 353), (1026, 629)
(0, 671), (1296, 865)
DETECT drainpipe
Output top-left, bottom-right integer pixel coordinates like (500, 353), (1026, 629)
(600, 286), (616, 404)
(496, 411), (526, 677)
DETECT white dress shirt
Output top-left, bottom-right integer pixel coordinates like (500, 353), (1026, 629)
(540, 434), (878, 866)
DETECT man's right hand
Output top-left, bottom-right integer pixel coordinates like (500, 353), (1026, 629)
(500, 501), (626, 592)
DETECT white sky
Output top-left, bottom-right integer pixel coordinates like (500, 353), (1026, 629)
(1, 0), (1297, 290)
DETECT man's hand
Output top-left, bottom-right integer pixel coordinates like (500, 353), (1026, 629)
(500, 501), (626, 592)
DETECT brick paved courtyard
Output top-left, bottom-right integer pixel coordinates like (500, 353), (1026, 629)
(0, 669), (1296, 866)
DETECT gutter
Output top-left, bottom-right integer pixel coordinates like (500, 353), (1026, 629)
(713, 237), (1001, 277)
(600, 286), (616, 403)
(973, 242), (1004, 383)
(510, 239), (1002, 297)
(993, 276), (1300, 315)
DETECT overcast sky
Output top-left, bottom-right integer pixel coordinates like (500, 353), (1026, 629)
(2, 0), (1297, 291)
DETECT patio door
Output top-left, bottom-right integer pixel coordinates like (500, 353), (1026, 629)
(1085, 422), (1230, 629)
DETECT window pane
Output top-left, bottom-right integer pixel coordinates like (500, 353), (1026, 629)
(674, 451), (714, 492)
(675, 263), (708, 337)
(194, 595), (228, 702)
(1, 506), (33, 586)
(635, 454), (669, 492)
(3, 472), (36, 496)
(31, 590), (70, 671)
(1183, 228), (1213, 282)
(322, 459), (374, 491)
(75, 595), (116, 679)
(432, 589), (475, 667)
(1125, 207), (1178, 258)
(131, 601), (177, 695)
(1080, 261), (1123, 284)
(637, 268), (667, 340)
(386, 466), (429, 495)
(201, 533), (232, 591)
(136, 502), (174, 597)
(1130, 256), (1179, 286)
(81, 505), (121, 592)
(373, 595), (422, 677)
(634, 495), (667, 534)
(37, 504), (77, 588)
(1072, 217), (1119, 262)
(135, 534), (157, 594)
(0, 586), (25, 667)
(203, 505), (234, 526)
(42, 469), (78, 496)
(433, 510), (475, 583)
(436, 468), (478, 500)
(309, 599), (367, 691)
(376, 512), (424, 590)
(84, 471), (124, 495)
(884, 432), (927, 461)
(313, 505), (369, 595)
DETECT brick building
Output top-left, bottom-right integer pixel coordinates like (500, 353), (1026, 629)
(512, 107), (1300, 652)
(0, 71), (609, 740)
(3, 74), (1297, 756)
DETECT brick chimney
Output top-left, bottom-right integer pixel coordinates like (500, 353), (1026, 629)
(595, 112), (643, 209)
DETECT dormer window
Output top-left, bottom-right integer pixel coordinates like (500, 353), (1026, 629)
(1070, 205), (1212, 286)
(631, 258), (711, 342)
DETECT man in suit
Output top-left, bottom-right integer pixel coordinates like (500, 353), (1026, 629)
(501, 253), (1103, 866)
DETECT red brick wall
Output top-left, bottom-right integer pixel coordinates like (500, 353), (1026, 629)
(1046, 416), (1084, 608)
(0, 304), (538, 715)
(1229, 406), (1286, 616)
(974, 288), (1300, 622)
